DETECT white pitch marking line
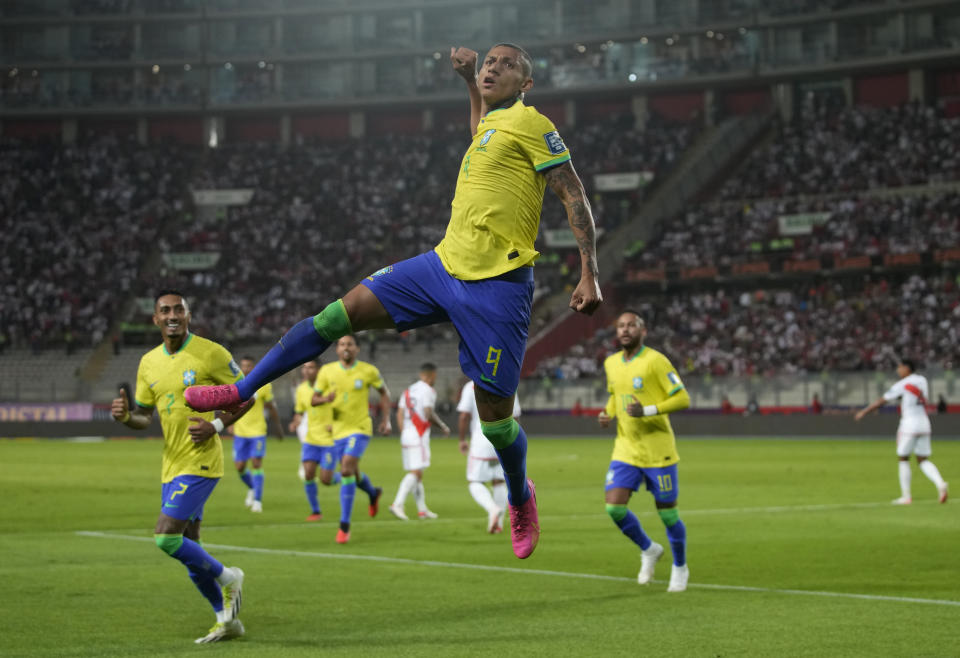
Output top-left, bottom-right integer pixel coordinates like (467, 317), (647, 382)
(75, 530), (960, 608)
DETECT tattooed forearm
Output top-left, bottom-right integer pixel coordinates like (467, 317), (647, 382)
(546, 163), (599, 277)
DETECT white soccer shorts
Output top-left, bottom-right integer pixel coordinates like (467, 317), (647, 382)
(402, 442), (431, 471)
(896, 430), (932, 458)
(466, 455), (504, 483)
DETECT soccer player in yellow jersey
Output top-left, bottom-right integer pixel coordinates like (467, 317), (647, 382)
(230, 356), (284, 514)
(598, 312), (692, 593)
(186, 43), (602, 560)
(300, 358), (339, 522)
(289, 359), (319, 441)
(315, 335), (391, 543)
(111, 291), (250, 643)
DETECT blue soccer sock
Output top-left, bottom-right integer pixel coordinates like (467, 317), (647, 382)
(156, 535), (224, 578)
(304, 480), (320, 514)
(482, 418), (529, 506)
(252, 468), (264, 502)
(606, 504), (652, 550)
(188, 568), (225, 612)
(238, 469), (254, 489)
(659, 508), (687, 566)
(340, 475), (357, 524)
(357, 472), (375, 497)
(236, 301), (351, 400)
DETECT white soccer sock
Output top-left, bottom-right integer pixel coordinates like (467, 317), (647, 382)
(492, 482), (508, 526)
(215, 566), (236, 587)
(393, 472), (418, 508)
(898, 461), (912, 499)
(469, 481), (498, 514)
(919, 460), (946, 488)
(414, 481), (427, 513)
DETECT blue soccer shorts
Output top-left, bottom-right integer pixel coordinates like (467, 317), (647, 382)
(301, 444), (338, 471)
(361, 250), (534, 398)
(605, 460), (679, 504)
(233, 435), (266, 462)
(160, 475), (219, 522)
(335, 433), (371, 461)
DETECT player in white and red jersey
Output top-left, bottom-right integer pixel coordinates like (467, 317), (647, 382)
(389, 363), (450, 520)
(458, 379), (521, 533)
(855, 359), (948, 504)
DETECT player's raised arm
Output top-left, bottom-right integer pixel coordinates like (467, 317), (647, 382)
(451, 46), (481, 135)
(544, 161), (602, 315)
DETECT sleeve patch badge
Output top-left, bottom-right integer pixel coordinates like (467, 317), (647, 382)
(228, 360), (241, 376)
(479, 129), (496, 146)
(667, 372), (680, 385)
(543, 131), (566, 155)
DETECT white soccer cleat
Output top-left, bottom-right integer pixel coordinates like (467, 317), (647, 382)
(667, 564), (689, 593)
(388, 503), (409, 521)
(487, 506), (503, 534)
(938, 482), (949, 504)
(637, 541), (664, 585)
(892, 496), (913, 505)
(250, 500), (263, 513)
(244, 489), (255, 508)
(418, 509), (438, 520)
(221, 567), (244, 620)
(194, 619), (245, 644)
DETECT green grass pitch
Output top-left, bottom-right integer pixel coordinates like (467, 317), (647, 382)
(1, 435), (957, 657)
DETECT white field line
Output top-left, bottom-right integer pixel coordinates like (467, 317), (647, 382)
(76, 530), (960, 608)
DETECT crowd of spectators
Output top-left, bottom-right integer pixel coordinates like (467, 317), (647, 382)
(535, 273), (960, 380)
(630, 191), (960, 270)
(719, 102), (960, 200)
(0, 72), (202, 109)
(0, 134), (194, 352)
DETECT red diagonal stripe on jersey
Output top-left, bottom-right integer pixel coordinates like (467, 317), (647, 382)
(903, 383), (927, 406)
(405, 389), (430, 437)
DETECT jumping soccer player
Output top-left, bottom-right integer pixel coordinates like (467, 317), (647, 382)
(316, 335), (390, 543)
(111, 291), (248, 643)
(598, 311), (691, 592)
(390, 362), (450, 521)
(855, 359), (949, 504)
(231, 356), (284, 513)
(457, 379), (520, 533)
(184, 43), (602, 559)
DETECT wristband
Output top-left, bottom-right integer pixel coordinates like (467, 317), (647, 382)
(643, 405), (659, 417)
(117, 411), (130, 424)
(211, 418), (225, 433)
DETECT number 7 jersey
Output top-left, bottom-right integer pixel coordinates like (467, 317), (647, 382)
(134, 333), (243, 483)
(603, 346), (684, 468)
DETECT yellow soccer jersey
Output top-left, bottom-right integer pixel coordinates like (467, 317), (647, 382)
(294, 380), (314, 416)
(134, 333), (243, 483)
(603, 347), (685, 468)
(435, 101), (571, 280)
(305, 379), (335, 447)
(232, 382), (273, 438)
(317, 360), (384, 439)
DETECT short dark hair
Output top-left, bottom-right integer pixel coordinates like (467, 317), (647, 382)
(339, 334), (358, 345)
(899, 358), (916, 373)
(155, 289), (186, 304)
(420, 363), (437, 373)
(492, 42), (533, 78)
(241, 355), (256, 363)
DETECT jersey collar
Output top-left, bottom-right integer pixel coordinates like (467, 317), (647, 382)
(621, 345), (645, 363)
(163, 332), (193, 356)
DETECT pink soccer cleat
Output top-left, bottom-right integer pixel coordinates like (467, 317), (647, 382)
(508, 478), (540, 559)
(184, 384), (243, 413)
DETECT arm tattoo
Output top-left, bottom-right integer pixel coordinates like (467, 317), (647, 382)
(545, 163), (599, 277)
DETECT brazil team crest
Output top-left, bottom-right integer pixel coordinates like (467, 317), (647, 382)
(183, 369), (197, 386)
(633, 376), (644, 390)
(354, 379), (363, 390)
(366, 265), (393, 281)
